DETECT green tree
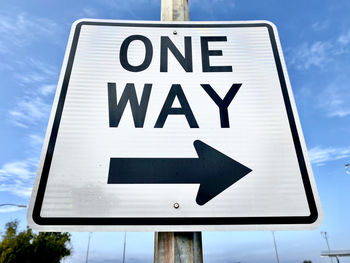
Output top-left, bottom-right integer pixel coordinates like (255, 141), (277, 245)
(0, 220), (71, 263)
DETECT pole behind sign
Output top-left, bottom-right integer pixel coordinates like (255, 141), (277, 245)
(155, 1), (203, 263)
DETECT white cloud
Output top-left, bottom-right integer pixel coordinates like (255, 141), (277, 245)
(8, 71), (56, 128)
(29, 134), (44, 146)
(0, 12), (61, 48)
(26, 58), (57, 77)
(0, 161), (34, 181)
(103, 0), (159, 7)
(0, 39), (12, 55)
(289, 29), (350, 70)
(0, 184), (33, 198)
(0, 206), (26, 213)
(9, 96), (51, 128)
(14, 72), (47, 84)
(189, 0), (236, 17)
(308, 146), (350, 165)
(40, 84), (56, 96)
(0, 13), (60, 84)
(83, 7), (98, 17)
(13, 58), (58, 84)
(295, 78), (350, 119)
(100, 0), (150, 19)
(311, 20), (330, 31)
(210, 0), (236, 8)
(0, 159), (37, 198)
(289, 41), (333, 70)
(338, 30), (350, 45)
(1, 17), (59, 128)
(316, 81), (350, 118)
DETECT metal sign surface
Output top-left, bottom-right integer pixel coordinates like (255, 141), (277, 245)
(28, 19), (322, 231)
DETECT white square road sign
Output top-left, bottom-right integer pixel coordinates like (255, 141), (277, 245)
(28, 19), (322, 231)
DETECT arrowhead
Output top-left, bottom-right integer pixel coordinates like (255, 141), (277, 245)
(193, 140), (252, 206)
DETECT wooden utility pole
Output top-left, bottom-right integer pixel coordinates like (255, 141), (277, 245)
(154, 1), (203, 263)
(154, 232), (203, 263)
(161, 0), (189, 21)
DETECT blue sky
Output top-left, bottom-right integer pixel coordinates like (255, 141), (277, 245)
(1, 0), (350, 262)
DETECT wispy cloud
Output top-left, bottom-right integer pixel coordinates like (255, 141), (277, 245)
(0, 11), (61, 82)
(315, 79), (350, 118)
(9, 96), (51, 128)
(0, 12), (61, 50)
(0, 39), (12, 55)
(190, 0), (236, 8)
(14, 73), (47, 84)
(189, 0), (236, 18)
(0, 13), (59, 129)
(0, 206), (26, 213)
(212, 0), (236, 8)
(288, 41), (333, 70)
(0, 12), (60, 88)
(311, 20), (330, 31)
(8, 78), (56, 128)
(101, 0), (139, 19)
(39, 84), (56, 96)
(0, 159), (37, 198)
(295, 78), (350, 119)
(0, 161), (34, 181)
(288, 29), (350, 70)
(12, 58), (58, 85)
(308, 146), (350, 165)
(338, 30), (350, 45)
(82, 7), (99, 17)
(29, 134), (44, 147)
(0, 11), (58, 201)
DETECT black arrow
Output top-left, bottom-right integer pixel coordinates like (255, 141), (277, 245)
(108, 140), (252, 205)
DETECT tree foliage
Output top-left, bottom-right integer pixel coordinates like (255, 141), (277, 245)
(303, 261), (312, 263)
(0, 220), (71, 263)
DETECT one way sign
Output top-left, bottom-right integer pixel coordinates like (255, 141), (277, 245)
(28, 19), (322, 231)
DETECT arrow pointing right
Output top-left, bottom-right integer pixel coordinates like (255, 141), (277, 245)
(108, 140), (252, 205)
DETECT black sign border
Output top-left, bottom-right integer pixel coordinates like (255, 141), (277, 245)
(32, 21), (318, 226)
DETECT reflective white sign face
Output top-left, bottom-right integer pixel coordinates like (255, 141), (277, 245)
(28, 19), (322, 231)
